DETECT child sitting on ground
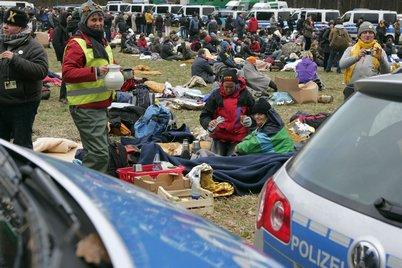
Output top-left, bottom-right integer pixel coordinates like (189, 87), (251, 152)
(295, 51), (325, 90)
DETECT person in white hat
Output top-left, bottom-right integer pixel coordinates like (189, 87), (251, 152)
(339, 21), (390, 100)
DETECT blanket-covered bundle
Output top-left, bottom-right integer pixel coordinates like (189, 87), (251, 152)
(242, 62), (272, 95)
(34, 138), (78, 153)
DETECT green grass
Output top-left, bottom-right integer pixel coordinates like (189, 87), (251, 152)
(37, 47), (345, 243)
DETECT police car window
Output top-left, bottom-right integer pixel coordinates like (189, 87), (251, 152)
(186, 7), (199, 16)
(326, 12), (339, 22)
(383, 13), (396, 24)
(145, 5), (153, 11)
(120, 5), (129, 12)
(278, 12), (290, 20)
(131, 6), (141, 12)
(342, 13), (351, 22)
(257, 12), (273, 20)
(108, 5), (118, 11)
(307, 12), (322, 22)
(288, 93), (402, 209)
(203, 7), (214, 15)
(171, 6), (181, 14)
(354, 13), (379, 23)
(157, 6), (168, 13)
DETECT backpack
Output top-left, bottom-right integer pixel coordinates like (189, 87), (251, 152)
(132, 85), (152, 109)
(108, 141), (128, 177)
(108, 106), (145, 130)
(134, 105), (175, 139)
(330, 29), (349, 51)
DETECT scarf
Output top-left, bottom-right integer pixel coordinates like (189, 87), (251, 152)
(344, 39), (381, 84)
(79, 23), (109, 62)
(0, 28), (31, 49)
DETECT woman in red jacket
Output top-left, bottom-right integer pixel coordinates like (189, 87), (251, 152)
(247, 14), (258, 34)
(136, 33), (149, 53)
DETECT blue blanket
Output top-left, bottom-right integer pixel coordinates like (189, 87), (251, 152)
(137, 143), (293, 195)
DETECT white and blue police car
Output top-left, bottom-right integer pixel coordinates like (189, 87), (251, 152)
(255, 72), (402, 268)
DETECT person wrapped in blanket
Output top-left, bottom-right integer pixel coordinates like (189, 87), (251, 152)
(235, 98), (295, 155)
(200, 68), (255, 156)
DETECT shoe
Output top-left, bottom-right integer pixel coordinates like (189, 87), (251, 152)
(325, 69), (332, 73)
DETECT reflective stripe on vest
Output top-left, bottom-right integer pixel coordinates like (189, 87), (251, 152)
(66, 38), (114, 105)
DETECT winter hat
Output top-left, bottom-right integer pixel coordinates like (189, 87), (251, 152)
(220, 40), (230, 51)
(246, 56), (257, 65)
(79, 0), (104, 24)
(221, 68), (238, 83)
(204, 35), (212, 43)
(3, 8), (29, 28)
(252, 98), (271, 115)
(358, 21), (376, 37)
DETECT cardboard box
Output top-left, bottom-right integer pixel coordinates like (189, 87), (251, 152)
(134, 173), (190, 193)
(274, 77), (318, 104)
(35, 32), (50, 47)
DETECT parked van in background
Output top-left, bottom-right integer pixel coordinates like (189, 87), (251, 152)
(293, 8), (341, 31)
(130, 3), (154, 13)
(106, 1), (131, 14)
(0, 1), (34, 9)
(251, 1), (288, 10)
(152, 4), (182, 16)
(342, 9), (397, 39)
(178, 5), (216, 22)
(247, 8), (299, 29)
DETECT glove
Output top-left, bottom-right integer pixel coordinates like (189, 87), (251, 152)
(241, 116), (252, 127)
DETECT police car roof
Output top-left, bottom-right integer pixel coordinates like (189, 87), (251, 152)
(355, 72), (402, 102)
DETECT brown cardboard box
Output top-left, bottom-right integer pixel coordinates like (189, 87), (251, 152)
(35, 32), (50, 47)
(274, 77), (318, 104)
(134, 173), (190, 193)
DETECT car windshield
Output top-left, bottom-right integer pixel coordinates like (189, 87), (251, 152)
(288, 93), (402, 209)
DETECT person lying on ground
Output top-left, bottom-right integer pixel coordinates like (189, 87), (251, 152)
(295, 51), (325, 90)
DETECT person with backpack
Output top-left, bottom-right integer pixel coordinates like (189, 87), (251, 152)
(199, 69), (254, 156)
(326, 19), (350, 73)
(235, 13), (246, 40)
(339, 21), (390, 100)
(320, 21), (334, 70)
(303, 16), (314, 51)
(62, 1), (116, 173)
(179, 14), (188, 40)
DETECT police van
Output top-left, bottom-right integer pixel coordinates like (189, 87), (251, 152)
(293, 8), (341, 31)
(0, 0), (34, 9)
(106, 1), (131, 13)
(342, 9), (398, 39)
(178, 5), (216, 23)
(129, 3), (154, 14)
(152, 4), (182, 16)
(247, 8), (299, 29)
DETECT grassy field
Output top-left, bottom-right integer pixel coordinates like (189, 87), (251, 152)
(37, 47), (345, 244)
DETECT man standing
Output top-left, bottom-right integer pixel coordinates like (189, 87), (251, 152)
(144, 9), (153, 36)
(63, 1), (115, 173)
(394, 19), (400, 45)
(326, 19), (350, 73)
(0, 8), (48, 149)
(235, 13), (245, 39)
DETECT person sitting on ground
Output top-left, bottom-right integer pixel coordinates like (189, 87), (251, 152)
(123, 31), (140, 54)
(136, 33), (149, 53)
(264, 32), (282, 60)
(339, 21), (390, 100)
(200, 69), (254, 156)
(177, 41), (194, 60)
(235, 98), (294, 155)
(240, 38), (257, 58)
(202, 35), (217, 53)
(250, 36), (261, 54)
(295, 51), (325, 90)
(149, 36), (162, 54)
(214, 40), (242, 79)
(191, 49), (215, 83)
(242, 56), (278, 97)
(160, 37), (181, 60)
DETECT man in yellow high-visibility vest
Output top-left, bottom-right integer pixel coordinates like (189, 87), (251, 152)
(62, 0), (114, 173)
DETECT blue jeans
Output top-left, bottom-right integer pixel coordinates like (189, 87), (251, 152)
(0, 101), (40, 149)
(326, 49), (342, 72)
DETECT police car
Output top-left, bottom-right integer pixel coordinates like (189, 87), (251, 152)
(255, 72), (402, 267)
(0, 139), (282, 267)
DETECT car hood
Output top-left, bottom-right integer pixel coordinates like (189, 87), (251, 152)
(34, 154), (277, 267)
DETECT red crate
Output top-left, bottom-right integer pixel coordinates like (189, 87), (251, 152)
(117, 164), (185, 183)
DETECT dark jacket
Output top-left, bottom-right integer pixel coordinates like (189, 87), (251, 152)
(191, 56), (214, 81)
(0, 35), (48, 104)
(52, 14), (69, 62)
(200, 77), (254, 142)
(160, 40), (175, 59)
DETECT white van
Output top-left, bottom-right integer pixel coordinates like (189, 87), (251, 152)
(342, 9), (398, 39)
(178, 5), (216, 22)
(106, 1), (131, 13)
(251, 1), (288, 10)
(247, 8), (299, 29)
(152, 4), (182, 15)
(293, 8), (340, 31)
(0, 0), (34, 9)
(129, 4), (154, 13)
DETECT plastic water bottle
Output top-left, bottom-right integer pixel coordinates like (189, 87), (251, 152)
(191, 171), (201, 200)
(153, 152), (161, 171)
(180, 139), (191, 159)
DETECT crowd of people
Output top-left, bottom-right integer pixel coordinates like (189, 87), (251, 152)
(0, 1), (399, 173)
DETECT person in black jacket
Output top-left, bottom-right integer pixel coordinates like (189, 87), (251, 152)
(0, 8), (48, 148)
(52, 11), (69, 103)
(191, 49), (215, 83)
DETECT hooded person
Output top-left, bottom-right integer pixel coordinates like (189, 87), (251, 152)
(339, 21), (390, 100)
(235, 98), (294, 155)
(62, 0), (116, 173)
(242, 56), (277, 97)
(200, 69), (255, 156)
(0, 8), (48, 149)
